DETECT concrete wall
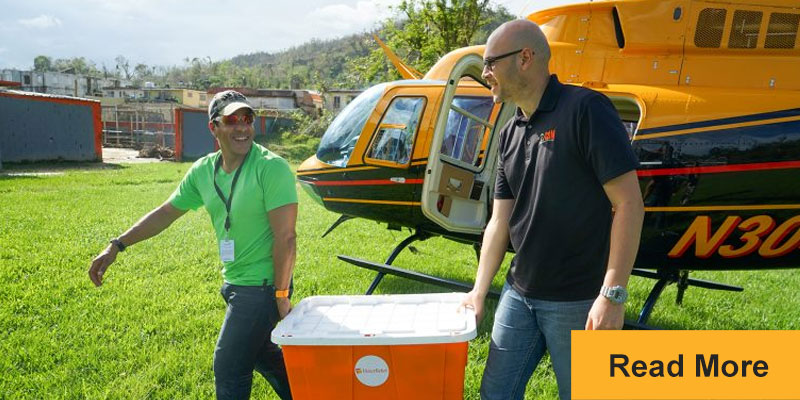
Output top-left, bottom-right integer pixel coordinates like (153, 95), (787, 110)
(181, 90), (208, 108)
(0, 91), (101, 162)
(250, 96), (296, 110)
(324, 90), (362, 111)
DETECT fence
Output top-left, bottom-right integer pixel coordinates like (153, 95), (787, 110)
(101, 104), (176, 149)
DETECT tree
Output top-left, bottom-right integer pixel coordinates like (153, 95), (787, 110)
(115, 55), (131, 79)
(133, 63), (151, 79)
(52, 57), (99, 75)
(345, 0), (513, 87)
(33, 55), (52, 71)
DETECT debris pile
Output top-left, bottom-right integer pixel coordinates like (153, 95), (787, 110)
(137, 143), (175, 160)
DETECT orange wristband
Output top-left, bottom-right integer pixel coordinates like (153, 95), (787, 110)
(275, 289), (289, 298)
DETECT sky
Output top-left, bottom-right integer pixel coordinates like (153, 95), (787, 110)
(0, 0), (583, 71)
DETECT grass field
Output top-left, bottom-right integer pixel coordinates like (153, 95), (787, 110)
(1, 160), (799, 399)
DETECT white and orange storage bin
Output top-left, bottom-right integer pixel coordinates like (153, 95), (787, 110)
(272, 292), (477, 399)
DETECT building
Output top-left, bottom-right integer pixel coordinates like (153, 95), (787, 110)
(142, 88), (208, 108)
(207, 87), (323, 116)
(323, 89), (363, 112)
(0, 68), (133, 98)
(102, 87), (145, 101)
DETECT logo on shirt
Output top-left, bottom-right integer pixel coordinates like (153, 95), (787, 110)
(540, 128), (556, 143)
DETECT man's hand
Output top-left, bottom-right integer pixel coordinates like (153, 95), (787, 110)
(88, 245), (118, 287)
(585, 296), (625, 330)
(460, 290), (487, 324)
(276, 297), (292, 320)
(86, 202), (186, 288)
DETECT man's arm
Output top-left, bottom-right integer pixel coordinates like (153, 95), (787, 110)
(88, 201), (186, 286)
(586, 170), (644, 330)
(461, 198), (514, 323)
(268, 203), (298, 320)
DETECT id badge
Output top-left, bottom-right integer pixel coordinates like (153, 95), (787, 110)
(220, 239), (235, 262)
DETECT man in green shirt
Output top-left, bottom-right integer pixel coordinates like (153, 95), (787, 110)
(89, 90), (297, 399)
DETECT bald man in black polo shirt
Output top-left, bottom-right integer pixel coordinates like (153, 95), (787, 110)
(461, 20), (644, 400)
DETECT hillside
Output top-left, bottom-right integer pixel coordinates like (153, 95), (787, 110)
(221, 4), (514, 91)
(230, 32), (376, 90)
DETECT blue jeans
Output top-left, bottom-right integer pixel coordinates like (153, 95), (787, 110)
(480, 281), (594, 400)
(214, 282), (292, 400)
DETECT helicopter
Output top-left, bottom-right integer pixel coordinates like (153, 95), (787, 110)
(296, 0), (800, 325)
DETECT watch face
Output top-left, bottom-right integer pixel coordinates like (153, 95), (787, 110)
(603, 286), (627, 303)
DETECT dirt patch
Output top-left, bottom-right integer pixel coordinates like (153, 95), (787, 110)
(102, 147), (163, 164)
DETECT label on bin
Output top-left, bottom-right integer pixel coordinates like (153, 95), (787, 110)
(354, 355), (389, 387)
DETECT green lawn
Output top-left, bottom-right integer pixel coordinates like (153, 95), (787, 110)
(1, 161), (799, 399)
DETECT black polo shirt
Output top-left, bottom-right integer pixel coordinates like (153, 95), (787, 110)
(494, 75), (639, 301)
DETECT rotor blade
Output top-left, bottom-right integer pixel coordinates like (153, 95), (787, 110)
(373, 34), (423, 79)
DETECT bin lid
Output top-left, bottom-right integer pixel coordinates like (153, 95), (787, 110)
(272, 293), (477, 345)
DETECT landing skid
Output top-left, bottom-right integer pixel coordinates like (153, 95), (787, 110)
(632, 268), (743, 324)
(340, 230), (655, 330)
(322, 215), (354, 238)
(340, 255), (501, 300)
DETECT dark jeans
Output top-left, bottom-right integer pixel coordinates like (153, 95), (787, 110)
(214, 282), (292, 400)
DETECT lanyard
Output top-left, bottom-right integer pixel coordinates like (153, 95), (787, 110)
(213, 148), (250, 233)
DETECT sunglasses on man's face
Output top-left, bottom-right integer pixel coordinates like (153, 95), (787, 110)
(483, 49), (526, 71)
(217, 113), (255, 126)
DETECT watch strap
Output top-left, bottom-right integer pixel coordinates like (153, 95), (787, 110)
(110, 238), (127, 252)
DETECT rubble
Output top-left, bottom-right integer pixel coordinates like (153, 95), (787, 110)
(137, 143), (175, 160)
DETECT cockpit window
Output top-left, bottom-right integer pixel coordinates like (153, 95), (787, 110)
(367, 96), (426, 165)
(316, 84), (386, 167)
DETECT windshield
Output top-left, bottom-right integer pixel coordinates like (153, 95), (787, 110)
(316, 83), (386, 167)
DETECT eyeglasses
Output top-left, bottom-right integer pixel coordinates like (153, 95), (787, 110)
(216, 113), (254, 126)
(483, 49), (526, 71)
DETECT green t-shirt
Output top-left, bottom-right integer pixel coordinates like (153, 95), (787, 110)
(168, 143), (297, 286)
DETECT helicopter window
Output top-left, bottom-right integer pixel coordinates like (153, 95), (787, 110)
(439, 96), (494, 168)
(367, 97), (425, 165)
(695, 8), (727, 48)
(729, 10), (762, 49)
(765, 13), (799, 49)
(317, 84), (385, 167)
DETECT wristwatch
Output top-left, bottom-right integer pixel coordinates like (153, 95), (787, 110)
(275, 289), (289, 299)
(110, 238), (127, 252)
(600, 285), (628, 304)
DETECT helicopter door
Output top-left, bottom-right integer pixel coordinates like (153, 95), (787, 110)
(421, 54), (516, 234)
